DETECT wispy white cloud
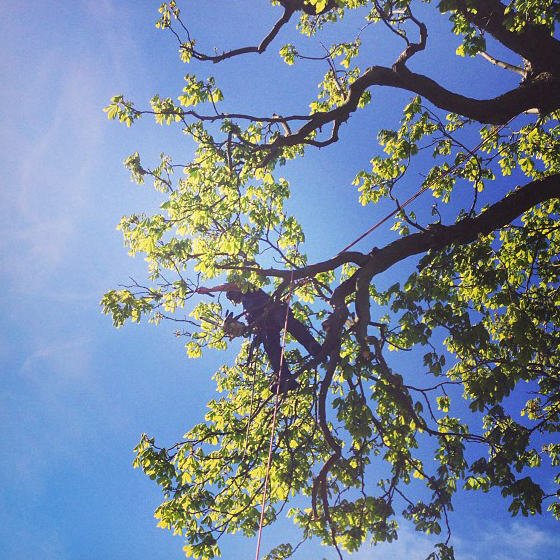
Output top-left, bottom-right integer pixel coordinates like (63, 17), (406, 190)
(0, 0), (144, 298)
(0, 331), (96, 497)
(0, 523), (68, 560)
(353, 524), (436, 560)
(19, 335), (93, 383)
(0, 56), (106, 292)
(353, 519), (560, 560)
(453, 520), (560, 560)
(84, 0), (146, 87)
(0, 0), (148, 496)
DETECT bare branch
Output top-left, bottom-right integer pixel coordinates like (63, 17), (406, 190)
(188, 6), (296, 63)
(392, 12), (428, 70)
(183, 0), (339, 64)
(478, 51), (526, 77)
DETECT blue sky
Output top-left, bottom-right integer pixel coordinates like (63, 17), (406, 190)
(1, 1), (559, 559)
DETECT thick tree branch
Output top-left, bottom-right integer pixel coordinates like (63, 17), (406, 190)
(351, 173), (560, 340)
(312, 343), (343, 554)
(267, 66), (559, 154)
(456, 0), (560, 75)
(392, 13), (428, 70)
(148, 66), (556, 155)
(231, 174), (560, 288)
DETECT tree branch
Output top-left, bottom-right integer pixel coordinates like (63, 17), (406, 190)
(478, 51), (526, 77)
(185, 0), (339, 64)
(189, 6), (296, 63)
(266, 66), (559, 155)
(312, 344), (343, 556)
(456, 0), (560, 75)
(230, 173), (560, 287)
(392, 12), (428, 70)
(145, 66), (557, 155)
(350, 173), (560, 339)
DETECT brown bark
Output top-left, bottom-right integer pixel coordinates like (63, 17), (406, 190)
(456, 0), (560, 75)
(267, 66), (560, 154)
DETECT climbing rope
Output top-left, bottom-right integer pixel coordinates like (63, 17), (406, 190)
(254, 270), (295, 560)
(242, 336), (259, 459)
(337, 117), (516, 255)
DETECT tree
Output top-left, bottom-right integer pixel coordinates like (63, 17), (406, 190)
(102, 1), (560, 558)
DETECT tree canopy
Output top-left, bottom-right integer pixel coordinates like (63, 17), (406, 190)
(102, 1), (560, 558)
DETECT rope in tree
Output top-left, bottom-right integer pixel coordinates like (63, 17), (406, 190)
(255, 270), (295, 560)
(242, 337), (260, 459)
(338, 117), (516, 255)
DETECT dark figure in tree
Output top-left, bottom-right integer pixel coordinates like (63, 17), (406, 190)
(197, 283), (321, 391)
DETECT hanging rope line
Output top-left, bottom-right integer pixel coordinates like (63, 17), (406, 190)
(242, 337), (259, 459)
(338, 118), (515, 255)
(255, 270), (295, 560)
